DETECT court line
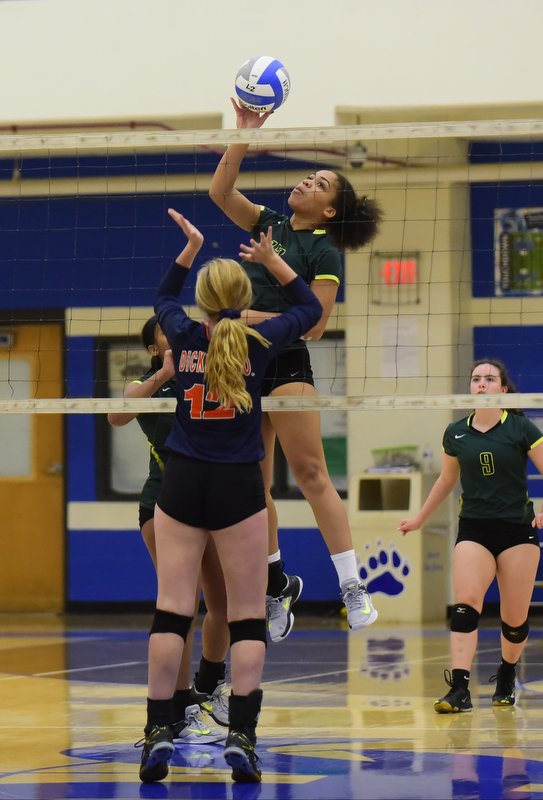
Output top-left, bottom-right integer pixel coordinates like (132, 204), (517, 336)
(0, 660), (146, 680)
(33, 660), (145, 676)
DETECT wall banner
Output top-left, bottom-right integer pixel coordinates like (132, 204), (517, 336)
(495, 207), (543, 295)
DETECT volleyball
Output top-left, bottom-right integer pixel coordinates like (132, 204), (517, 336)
(234, 56), (291, 113)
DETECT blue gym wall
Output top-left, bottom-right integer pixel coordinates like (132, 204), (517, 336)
(1, 153), (344, 607)
(2, 146), (543, 608)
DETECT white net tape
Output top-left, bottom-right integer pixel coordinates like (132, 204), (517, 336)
(2, 118), (543, 155)
(0, 394), (541, 413)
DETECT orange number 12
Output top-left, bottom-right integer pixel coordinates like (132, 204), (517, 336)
(184, 383), (236, 419)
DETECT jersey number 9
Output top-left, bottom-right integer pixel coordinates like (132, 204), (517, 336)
(480, 452), (495, 476)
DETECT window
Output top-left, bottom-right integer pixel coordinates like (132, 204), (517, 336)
(96, 336), (152, 500)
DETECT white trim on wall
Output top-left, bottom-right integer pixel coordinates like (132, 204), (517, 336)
(67, 499), (340, 530)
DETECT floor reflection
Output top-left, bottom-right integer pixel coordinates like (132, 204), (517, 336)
(0, 615), (543, 799)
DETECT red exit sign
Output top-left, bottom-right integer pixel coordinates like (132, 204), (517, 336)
(379, 259), (418, 285)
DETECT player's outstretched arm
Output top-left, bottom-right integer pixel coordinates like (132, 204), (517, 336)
(108, 350), (175, 427)
(168, 209), (204, 268)
(239, 227), (297, 286)
(398, 453), (460, 535)
(208, 99), (271, 232)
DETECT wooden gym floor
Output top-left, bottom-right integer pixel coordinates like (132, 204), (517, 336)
(1, 611), (543, 799)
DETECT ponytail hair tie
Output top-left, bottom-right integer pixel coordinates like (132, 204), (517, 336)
(218, 308), (241, 321)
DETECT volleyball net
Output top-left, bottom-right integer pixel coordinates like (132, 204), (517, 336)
(1, 118), (543, 417)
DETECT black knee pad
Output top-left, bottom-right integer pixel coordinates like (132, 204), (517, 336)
(229, 618), (267, 647)
(149, 608), (193, 641)
(450, 604), (480, 633)
(501, 618), (529, 643)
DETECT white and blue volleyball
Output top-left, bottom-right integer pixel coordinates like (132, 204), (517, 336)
(235, 56), (291, 113)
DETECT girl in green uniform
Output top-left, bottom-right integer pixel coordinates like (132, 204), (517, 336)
(108, 320), (230, 739)
(209, 98), (381, 639)
(399, 359), (543, 712)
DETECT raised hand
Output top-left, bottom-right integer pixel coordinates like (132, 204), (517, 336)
(239, 227), (276, 265)
(168, 209), (204, 249)
(239, 226), (298, 288)
(230, 97), (273, 130)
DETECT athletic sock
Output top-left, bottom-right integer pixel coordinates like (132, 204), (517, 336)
(330, 549), (359, 589)
(172, 689), (192, 722)
(229, 689), (263, 741)
(451, 668), (470, 689)
(194, 656), (226, 695)
(146, 696), (173, 732)
(499, 658), (517, 675)
(267, 551), (287, 596)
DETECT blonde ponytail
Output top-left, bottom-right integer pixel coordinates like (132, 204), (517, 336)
(195, 259), (270, 413)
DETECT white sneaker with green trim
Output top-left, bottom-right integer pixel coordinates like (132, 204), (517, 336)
(341, 581), (378, 630)
(172, 704), (225, 744)
(266, 574), (303, 642)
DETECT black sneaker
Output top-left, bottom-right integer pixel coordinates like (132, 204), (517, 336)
(434, 670), (473, 714)
(224, 730), (262, 783)
(266, 574), (303, 643)
(136, 724), (174, 783)
(490, 664), (516, 706)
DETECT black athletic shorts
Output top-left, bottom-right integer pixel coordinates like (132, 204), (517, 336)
(139, 504), (154, 529)
(456, 517), (540, 558)
(156, 452), (266, 531)
(261, 347), (314, 397)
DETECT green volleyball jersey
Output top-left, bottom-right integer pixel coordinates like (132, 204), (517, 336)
(443, 410), (543, 523)
(247, 206), (342, 313)
(133, 369), (176, 510)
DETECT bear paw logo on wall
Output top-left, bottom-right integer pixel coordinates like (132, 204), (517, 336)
(359, 540), (410, 596)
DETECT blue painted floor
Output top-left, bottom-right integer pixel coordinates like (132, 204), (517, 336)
(0, 613), (542, 799)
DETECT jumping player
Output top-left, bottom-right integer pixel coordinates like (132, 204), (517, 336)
(209, 98), (382, 640)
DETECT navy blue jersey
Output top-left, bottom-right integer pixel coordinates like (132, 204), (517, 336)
(155, 260), (321, 463)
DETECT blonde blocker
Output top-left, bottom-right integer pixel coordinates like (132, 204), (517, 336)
(195, 259), (271, 413)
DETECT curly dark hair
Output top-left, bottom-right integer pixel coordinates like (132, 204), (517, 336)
(323, 172), (382, 251)
(471, 358), (524, 416)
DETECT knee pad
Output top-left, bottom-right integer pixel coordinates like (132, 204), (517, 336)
(450, 603), (480, 633)
(229, 618), (267, 647)
(149, 608), (193, 641)
(501, 618), (529, 643)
